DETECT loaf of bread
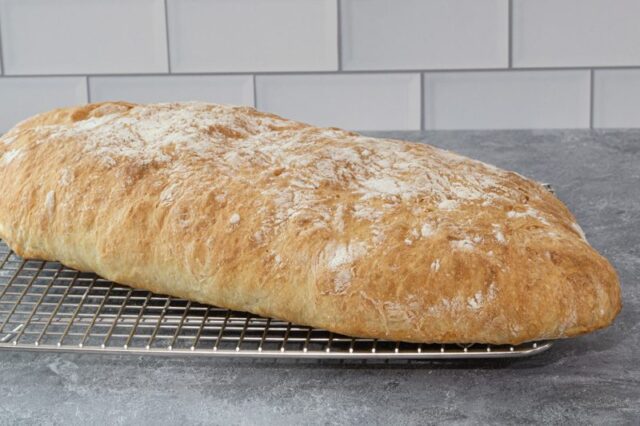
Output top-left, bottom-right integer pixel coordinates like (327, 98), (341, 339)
(0, 102), (621, 344)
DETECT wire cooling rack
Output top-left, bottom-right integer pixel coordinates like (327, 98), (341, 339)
(0, 240), (552, 359)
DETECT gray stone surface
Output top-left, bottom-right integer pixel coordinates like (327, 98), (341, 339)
(0, 130), (638, 425)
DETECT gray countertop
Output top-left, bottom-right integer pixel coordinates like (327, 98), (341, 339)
(1, 130), (638, 425)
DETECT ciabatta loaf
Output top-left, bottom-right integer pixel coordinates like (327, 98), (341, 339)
(0, 102), (621, 344)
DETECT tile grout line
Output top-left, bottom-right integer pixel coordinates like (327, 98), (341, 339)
(163, 0), (172, 73)
(252, 74), (257, 108)
(336, 0), (343, 71)
(2, 66), (640, 79)
(85, 76), (91, 103)
(508, 0), (513, 68)
(0, 16), (4, 75)
(589, 69), (595, 129)
(420, 73), (425, 131)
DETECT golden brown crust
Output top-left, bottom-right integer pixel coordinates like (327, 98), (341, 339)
(0, 102), (621, 344)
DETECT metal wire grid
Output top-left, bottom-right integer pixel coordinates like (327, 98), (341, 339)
(0, 240), (551, 359)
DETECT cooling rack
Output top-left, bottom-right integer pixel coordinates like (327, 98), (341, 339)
(0, 240), (552, 359)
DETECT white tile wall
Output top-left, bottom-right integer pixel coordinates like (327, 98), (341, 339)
(513, 0), (640, 67)
(0, 77), (87, 132)
(167, 0), (338, 73)
(0, 0), (168, 75)
(0, 1), (639, 131)
(256, 74), (420, 131)
(341, 0), (508, 70)
(90, 75), (254, 106)
(0, 25), (3, 75)
(593, 70), (640, 128)
(424, 71), (591, 130)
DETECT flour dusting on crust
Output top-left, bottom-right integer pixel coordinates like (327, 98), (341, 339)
(1, 149), (22, 166)
(16, 101), (575, 319)
(44, 191), (55, 216)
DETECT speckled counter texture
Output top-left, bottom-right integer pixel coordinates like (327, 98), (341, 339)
(0, 130), (638, 425)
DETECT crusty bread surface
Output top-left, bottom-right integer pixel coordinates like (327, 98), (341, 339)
(0, 102), (621, 344)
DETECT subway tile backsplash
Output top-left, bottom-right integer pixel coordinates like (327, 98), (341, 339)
(167, 0), (338, 73)
(424, 70), (591, 130)
(89, 75), (254, 106)
(0, 0), (168, 75)
(0, 0), (639, 132)
(0, 77), (87, 131)
(256, 73), (421, 131)
(593, 70), (640, 128)
(341, 0), (508, 71)
(513, 0), (640, 68)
